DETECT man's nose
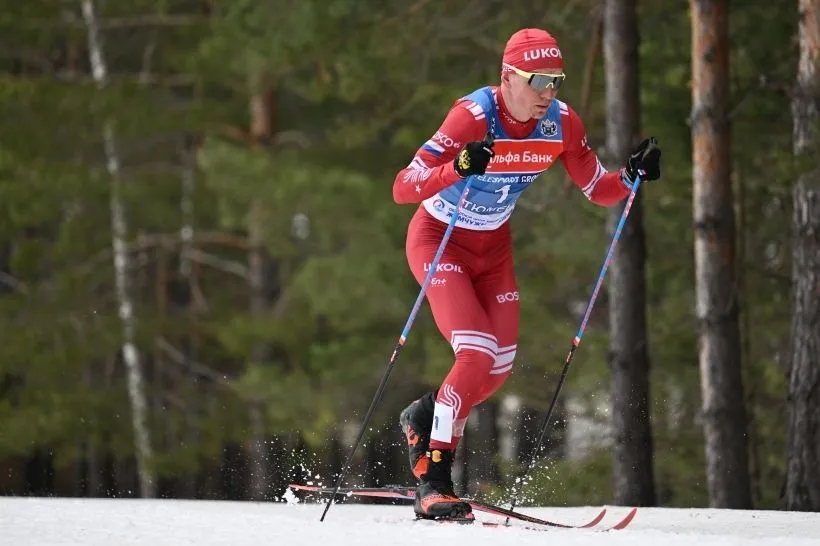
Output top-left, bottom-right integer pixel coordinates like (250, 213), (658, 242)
(539, 87), (558, 100)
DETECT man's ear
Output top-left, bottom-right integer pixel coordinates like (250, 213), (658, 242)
(500, 71), (512, 87)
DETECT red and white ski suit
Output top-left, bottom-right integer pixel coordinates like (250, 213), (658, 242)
(393, 86), (630, 450)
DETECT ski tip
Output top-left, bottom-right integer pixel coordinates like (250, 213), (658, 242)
(610, 507), (638, 530)
(581, 507), (607, 528)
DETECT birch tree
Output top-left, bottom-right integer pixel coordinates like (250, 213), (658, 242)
(785, 0), (820, 511)
(690, 0), (751, 508)
(82, 0), (155, 498)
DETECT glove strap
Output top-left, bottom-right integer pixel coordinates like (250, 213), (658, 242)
(619, 167), (635, 191)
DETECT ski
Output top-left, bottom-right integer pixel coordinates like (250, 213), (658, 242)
(290, 483), (416, 501)
(287, 483), (632, 530)
(475, 507), (636, 533)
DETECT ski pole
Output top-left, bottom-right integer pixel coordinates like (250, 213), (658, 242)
(320, 134), (493, 521)
(505, 169), (646, 519)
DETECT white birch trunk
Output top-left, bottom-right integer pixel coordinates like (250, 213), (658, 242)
(82, 0), (156, 499)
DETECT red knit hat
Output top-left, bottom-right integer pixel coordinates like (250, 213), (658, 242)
(502, 28), (563, 74)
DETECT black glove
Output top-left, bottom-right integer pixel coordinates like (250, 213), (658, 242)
(624, 137), (661, 183)
(454, 132), (495, 177)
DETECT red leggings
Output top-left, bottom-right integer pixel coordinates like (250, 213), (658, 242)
(405, 207), (520, 450)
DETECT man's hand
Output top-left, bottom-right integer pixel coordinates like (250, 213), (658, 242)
(624, 137), (661, 183)
(454, 132), (495, 178)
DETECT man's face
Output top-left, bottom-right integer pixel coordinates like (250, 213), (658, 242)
(503, 66), (561, 120)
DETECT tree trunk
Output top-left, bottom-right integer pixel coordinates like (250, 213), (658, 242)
(179, 134), (197, 279)
(246, 403), (271, 500)
(516, 401), (566, 466)
(563, 9), (604, 197)
(82, 0), (156, 499)
(0, 244), (11, 296)
(690, 0), (752, 509)
(179, 133), (203, 499)
(785, 0), (820, 512)
(246, 88), (277, 501)
(603, 0), (656, 507)
(463, 402), (500, 496)
(82, 362), (103, 497)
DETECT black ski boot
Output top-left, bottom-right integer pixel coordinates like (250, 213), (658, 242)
(399, 391), (435, 479)
(414, 449), (473, 522)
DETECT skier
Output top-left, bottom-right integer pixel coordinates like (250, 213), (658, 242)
(392, 27), (661, 521)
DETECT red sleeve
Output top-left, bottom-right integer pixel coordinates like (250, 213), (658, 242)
(392, 102), (486, 204)
(560, 105), (631, 207)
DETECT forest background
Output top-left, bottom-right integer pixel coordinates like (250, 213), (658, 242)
(0, 0), (817, 512)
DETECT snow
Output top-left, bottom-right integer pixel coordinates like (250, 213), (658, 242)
(2, 496), (820, 546)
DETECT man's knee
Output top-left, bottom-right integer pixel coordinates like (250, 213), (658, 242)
(450, 329), (498, 368)
(491, 343), (516, 375)
(472, 343), (516, 405)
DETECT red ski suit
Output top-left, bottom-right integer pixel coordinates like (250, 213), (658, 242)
(393, 87), (629, 450)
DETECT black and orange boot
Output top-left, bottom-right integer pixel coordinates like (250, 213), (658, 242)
(399, 391), (435, 479)
(413, 449), (473, 522)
